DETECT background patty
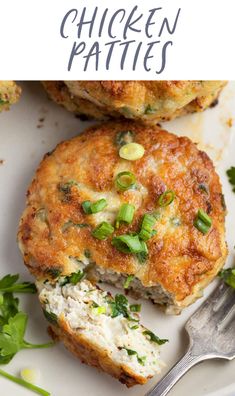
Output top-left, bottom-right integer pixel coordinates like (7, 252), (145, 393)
(0, 81), (21, 112)
(42, 81), (226, 124)
(18, 121), (227, 313)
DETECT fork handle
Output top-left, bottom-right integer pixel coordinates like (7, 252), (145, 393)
(146, 349), (203, 396)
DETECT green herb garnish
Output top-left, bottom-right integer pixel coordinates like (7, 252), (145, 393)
(143, 330), (168, 345)
(0, 368), (51, 396)
(58, 180), (77, 195)
(123, 275), (134, 289)
(145, 104), (156, 115)
(0, 274), (36, 294)
(112, 234), (144, 254)
(227, 167), (235, 192)
(60, 270), (84, 287)
(121, 347), (146, 366)
(45, 268), (62, 279)
(219, 268), (235, 289)
(194, 209), (212, 235)
(92, 222), (114, 240)
(43, 309), (58, 325)
(115, 171), (136, 191)
(115, 203), (135, 228)
(115, 131), (135, 147)
(82, 199), (107, 214)
(130, 304), (141, 312)
(139, 214), (156, 241)
(158, 190), (175, 207)
(0, 312), (54, 364)
(0, 293), (19, 328)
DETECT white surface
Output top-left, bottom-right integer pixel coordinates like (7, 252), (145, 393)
(1, 1), (235, 79)
(0, 81), (235, 396)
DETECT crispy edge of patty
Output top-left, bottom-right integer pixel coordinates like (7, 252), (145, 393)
(42, 81), (226, 123)
(48, 319), (150, 387)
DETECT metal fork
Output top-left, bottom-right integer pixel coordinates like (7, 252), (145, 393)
(146, 281), (235, 396)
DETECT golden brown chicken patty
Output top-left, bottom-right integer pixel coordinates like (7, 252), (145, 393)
(42, 81), (226, 124)
(0, 81), (21, 112)
(18, 122), (227, 313)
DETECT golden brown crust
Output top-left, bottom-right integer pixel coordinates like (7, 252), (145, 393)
(18, 121), (227, 307)
(42, 81), (226, 124)
(48, 318), (149, 387)
(0, 81), (21, 112)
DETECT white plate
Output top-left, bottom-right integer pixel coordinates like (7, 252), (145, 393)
(0, 82), (235, 396)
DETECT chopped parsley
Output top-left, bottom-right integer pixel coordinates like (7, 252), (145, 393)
(107, 294), (139, 322)
(121, 347), (146, 366)
(60, 270), (84, 286)
(45, 268), (62, 279)
(143, 330), (168, 345)
(130, 304), (141, 312)
(43, 309), (58, 325)
(0, 274), (54, 395)
(226, 167), (235, 192)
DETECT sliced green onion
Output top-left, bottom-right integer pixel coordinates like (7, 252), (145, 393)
(119, 143), (145, 161)
(116, 203), (135, 228)
(136, 241), (148, 263)
(92, 222), (114, 240)
(82, 199), (107, 214)
(123, 275), (134, 289)
(197, 209), (212, 227)
(139, 214), (156, 241)
(82, 201), (92, 214)
(158, 190), (175, 207)
(91, 199), (108, 213)
(193, 218), (210, 234)
(194, 209), (212, 234)
(112, 234), (143, 254)
(130, 304), (141, 312)
(0, 368), (50, 396)
(115, 171), (136, 191)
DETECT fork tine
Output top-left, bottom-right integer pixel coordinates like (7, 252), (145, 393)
(186, 282), (231, 331)
(214, 288), (235, 324)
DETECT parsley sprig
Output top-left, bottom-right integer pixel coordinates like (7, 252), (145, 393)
(227, 166), (235, 192)
(0, 274), (37, 294)
(0, 273), (53, 395)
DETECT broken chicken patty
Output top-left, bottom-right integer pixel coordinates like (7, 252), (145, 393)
(39, 278), (165, 386)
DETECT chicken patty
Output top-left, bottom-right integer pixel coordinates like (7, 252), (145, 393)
(0, 81), (21, 112)
(38, 278), (165, 386)
(18, 121), (227, 314)
(42, 81), (226, 124)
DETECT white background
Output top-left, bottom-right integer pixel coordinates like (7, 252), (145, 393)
(0, 0), (235, 79)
